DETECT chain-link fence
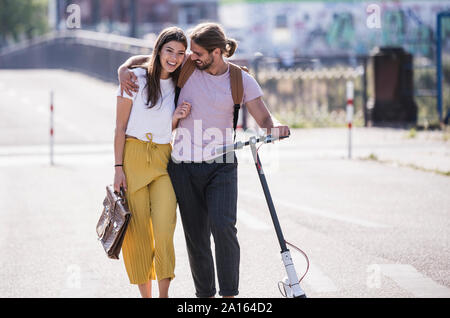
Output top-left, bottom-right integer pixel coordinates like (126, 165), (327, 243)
(413, 55), (450, 128)
(247, 50), (449, 129)
(248, 57), (367, 128)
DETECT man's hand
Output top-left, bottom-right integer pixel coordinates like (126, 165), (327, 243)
(119, 68), (139, 97)
(271, 125), (291, 140)
(117, 55), (150, 96)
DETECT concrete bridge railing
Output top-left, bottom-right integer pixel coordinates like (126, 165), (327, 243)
(0, 30), (154, 83)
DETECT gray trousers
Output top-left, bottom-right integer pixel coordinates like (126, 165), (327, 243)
(167, 155), (240, 297)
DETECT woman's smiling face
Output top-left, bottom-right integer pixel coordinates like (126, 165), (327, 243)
(159, 40), (186, 77)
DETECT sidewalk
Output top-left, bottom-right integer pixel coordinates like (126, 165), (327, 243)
(270, 127), (450, 175)
(1, 127), (448, 174)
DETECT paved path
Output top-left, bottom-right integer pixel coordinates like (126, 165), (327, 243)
(0, 70), (449, 298)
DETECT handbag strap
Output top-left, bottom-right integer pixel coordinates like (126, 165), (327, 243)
(113, 187), (127, 205)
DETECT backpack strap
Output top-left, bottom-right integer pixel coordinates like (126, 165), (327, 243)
(229, 63), (244, 105)
(175, 58), (196, 107)
(229, 62), (247, 141)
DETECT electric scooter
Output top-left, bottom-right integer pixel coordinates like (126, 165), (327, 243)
(216, 134), (308, 298)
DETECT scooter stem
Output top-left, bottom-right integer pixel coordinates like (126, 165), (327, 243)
(249, 137), (306, 298)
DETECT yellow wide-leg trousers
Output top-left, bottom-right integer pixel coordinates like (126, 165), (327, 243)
(121, 137), (177, 285)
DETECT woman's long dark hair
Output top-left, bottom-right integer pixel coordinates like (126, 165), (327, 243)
(133, 27), (187, 108)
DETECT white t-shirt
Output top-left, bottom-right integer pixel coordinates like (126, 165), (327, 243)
(116, 68), (175, 144)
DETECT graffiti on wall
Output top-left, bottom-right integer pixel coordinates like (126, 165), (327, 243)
(220, 1), (450, 58)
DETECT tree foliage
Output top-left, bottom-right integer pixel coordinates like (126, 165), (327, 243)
(0, 0), (49, 46)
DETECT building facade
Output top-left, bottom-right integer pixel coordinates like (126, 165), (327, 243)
(51, 0), (218, 36)
(219, 0), (450, 60)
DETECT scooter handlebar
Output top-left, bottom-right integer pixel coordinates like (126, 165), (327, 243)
(215, 134), (290, 156)
(267, 134), (290, 143)
(215, 142), (242, 156)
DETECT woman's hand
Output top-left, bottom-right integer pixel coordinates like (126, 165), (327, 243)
(118, 68), (139, 97)
(114, 168), (127, 193)
(173, 101), (192, 121)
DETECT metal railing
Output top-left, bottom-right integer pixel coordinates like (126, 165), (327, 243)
(251, 61), (367, 128)
(0, 30), (154, 82)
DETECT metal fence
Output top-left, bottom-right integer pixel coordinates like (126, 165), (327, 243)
(249, 54), (448, 129)
(248, 57), (368, 128)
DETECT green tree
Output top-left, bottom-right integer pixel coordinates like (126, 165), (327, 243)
(0, 0), (49, 47)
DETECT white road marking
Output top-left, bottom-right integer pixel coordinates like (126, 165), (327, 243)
(7, 90), (17, 97)
(9, 90), (95, 142)
(0, 143), (113, 156)
(379, 264), (450, 298)
(20, 97), (31, 105)
(240, 190), (388, 229)
(0, 153), (112, 166)
(0, 144), (114, 166)
(35, 105), (96, 142)
(237, 208), (271, 231)
(304, 265), (339, 293)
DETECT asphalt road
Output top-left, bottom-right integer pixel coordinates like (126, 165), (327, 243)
(0, 70), (449, 298)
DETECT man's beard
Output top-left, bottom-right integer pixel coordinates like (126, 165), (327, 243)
(195, 54), (214, 70)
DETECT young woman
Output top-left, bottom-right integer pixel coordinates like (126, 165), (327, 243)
(113, 27), (191, 298)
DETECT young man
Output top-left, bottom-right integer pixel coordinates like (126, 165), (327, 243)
(118, 23), (290, 298)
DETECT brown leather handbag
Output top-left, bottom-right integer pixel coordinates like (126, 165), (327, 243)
(96, 185), (131, 260)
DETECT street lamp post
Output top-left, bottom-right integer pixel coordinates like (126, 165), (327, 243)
(129, 0), (137, 38)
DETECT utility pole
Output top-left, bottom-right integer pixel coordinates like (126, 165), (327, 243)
(56, 0), (62, 30)
(129, 0), (137, 38)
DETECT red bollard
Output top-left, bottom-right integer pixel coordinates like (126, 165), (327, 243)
(346, 81), (354, 159)
(50, 91), (54, 166)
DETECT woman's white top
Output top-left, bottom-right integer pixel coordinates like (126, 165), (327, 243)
(116, 68), (175, 144)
